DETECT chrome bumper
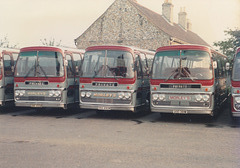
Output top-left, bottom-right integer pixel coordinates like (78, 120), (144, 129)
(151, 106), (213, 115)
(15, 101), (65, 109)
(80, 103), (135, 112)
(231, 111), (240, 117)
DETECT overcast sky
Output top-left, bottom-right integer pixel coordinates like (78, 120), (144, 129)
(0, 0), (239, 48)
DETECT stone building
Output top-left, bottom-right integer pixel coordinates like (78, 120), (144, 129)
(75, 0), (209, 50)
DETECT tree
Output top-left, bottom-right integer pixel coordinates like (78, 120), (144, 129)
(40, 38), (61, 46)
(213, 28), (240, 59)
(0, 36), (18, 48)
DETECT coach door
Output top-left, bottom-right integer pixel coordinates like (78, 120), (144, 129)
(72, 53), (82, 103)
(135, 54), (144, 107)
(65, 54), (76, 104)
(214, 56), (227, 105)
(3, 52), (14, 101)
(139, 53), (150, 105)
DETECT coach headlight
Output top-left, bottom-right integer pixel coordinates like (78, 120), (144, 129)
(81, 92), (86, 98)
(235, 97), (240, 104)
(195, 95), (202, 102)
(15, 90), (25, 97)
(49, 91), (54, 97)
(203, 95), (210, 102)
(15, 90), (20, 96)
(86, 92), (92, 98)
(119, 92), (124, 99)
(125, 93), (131, 100)
(152, 94), (159, 101)
(19, 90), (25, 96)
(49, 90), (61, 97)
(158, 94), (165, 101)
(18, 91), (23, 96)
(55, 91), (61, 97)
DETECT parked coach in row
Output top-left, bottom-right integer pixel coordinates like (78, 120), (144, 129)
(150, 44), (229, 117)
(14, 46), (84, 110)
(79, 45), (154, 113)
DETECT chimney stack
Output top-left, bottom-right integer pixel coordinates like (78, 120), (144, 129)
(162, 0), (173, 23)
(187, 19), (192, 31)
(178, 7), (187, 30)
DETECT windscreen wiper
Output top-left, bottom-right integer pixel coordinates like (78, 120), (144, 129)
(165, 68), (179, 82)
(165, 67), (195, 82)
(105, 65), (123, 80)
(24, 64), (36, 78)
(92, 65), (104, 79)
(181, 67), (195, 82)
(38, 64), (48, 78)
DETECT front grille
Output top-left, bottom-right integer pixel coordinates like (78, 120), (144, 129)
(81, 97), (131, 104)
(92, 82), (118, 87)
(25, 81), (49, 85)
(153, 100), (209, 107)
(160, 84), (201, 89)
(17, 96), (61, 101)
(189, 102), (210, 107)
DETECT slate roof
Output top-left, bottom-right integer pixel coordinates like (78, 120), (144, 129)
(128, 0), (210, 46)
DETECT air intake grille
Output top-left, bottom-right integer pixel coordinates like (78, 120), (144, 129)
(160, 84), (201, 89)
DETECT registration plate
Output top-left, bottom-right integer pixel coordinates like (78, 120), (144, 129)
(98, 106), (111, 110)
(173, 110), (187, 114)
(169, 95), (191, 101)
(31, 104), (43, 108)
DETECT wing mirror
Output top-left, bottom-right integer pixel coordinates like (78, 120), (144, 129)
(75, 66), (79, 73)
(64, 60), (68, 66)
(226, 62), (230, 71)
(213, 61), (217, 69)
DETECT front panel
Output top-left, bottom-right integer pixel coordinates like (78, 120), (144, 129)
(80, 80), (135, 112)
(15, 79), (66, 108)
(151, 82), (214, 114)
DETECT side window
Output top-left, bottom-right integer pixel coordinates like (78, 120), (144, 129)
(222, 57), (227, 77)
(72, 53), (82, 77)
(146, 54), (154, 72)
(66, 54), (74, 78)
(139, 53), (148, 77)
(213, 56), (220, 78)
(3, 54), (13, 76)
(0, 58), (2, 75)
(12, 53), (18, 67)
(135, 55), (143, 79)
(217, 57), (224, 78)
